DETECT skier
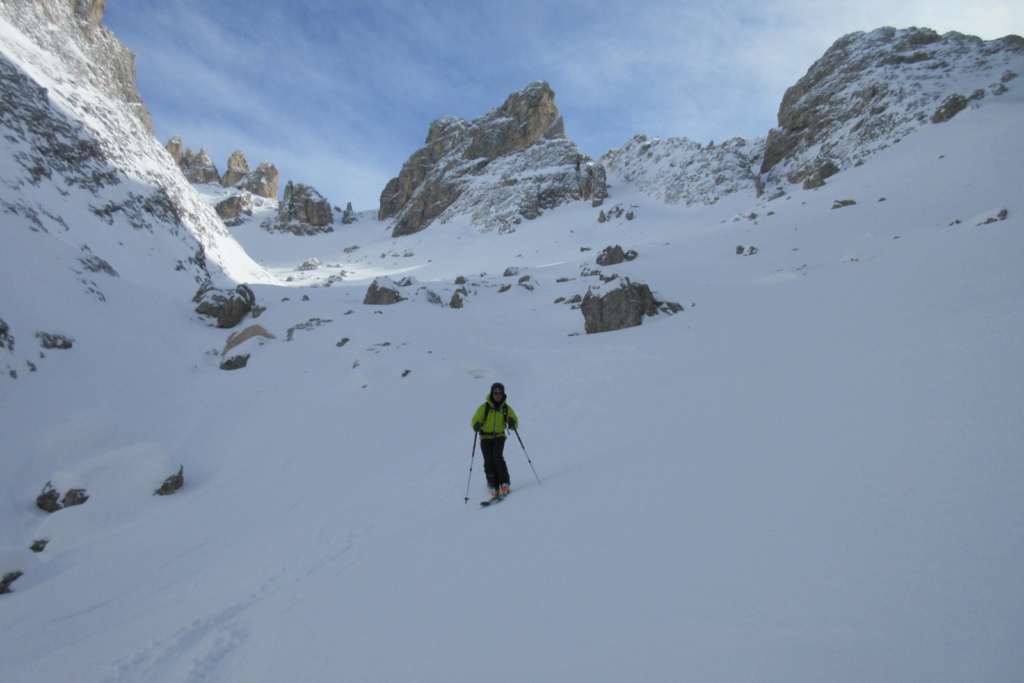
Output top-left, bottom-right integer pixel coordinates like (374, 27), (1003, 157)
(471, 382), (519, 501)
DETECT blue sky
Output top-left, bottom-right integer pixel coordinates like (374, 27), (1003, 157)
(104, 0), (1023, 211)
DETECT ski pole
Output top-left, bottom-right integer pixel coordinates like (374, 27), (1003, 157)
(464, 432), (478, 503)
(512, 428), (541, 485)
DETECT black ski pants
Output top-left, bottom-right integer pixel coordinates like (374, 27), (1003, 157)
(480, 436), (510, 489)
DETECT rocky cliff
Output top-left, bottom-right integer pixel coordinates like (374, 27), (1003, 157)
(598, 27), (1022, 207)
(0, 0), (153, 133)
(760, 27), (1023, 191)
(379, 81), (607, 237)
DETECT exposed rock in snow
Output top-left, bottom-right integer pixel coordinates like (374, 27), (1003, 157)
(760, 28), (1024, 189)
(602, 134), (763, 206)
(0, 0), (269, 288)
(263, 181), (334, 235)
(580, 276), (660, 334)
(379, 81), (608, 236)
(363, 277), (406, 305)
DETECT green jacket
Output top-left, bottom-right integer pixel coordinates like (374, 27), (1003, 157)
(472, 396), (518, 439)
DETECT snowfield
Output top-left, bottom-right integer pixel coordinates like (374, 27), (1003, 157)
(2, 26), (1024, 683)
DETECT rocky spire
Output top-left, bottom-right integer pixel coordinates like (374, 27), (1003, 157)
(378, 81), (605, 237)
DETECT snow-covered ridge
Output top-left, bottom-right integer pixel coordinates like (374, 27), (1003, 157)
(761, 27), (1024, 190)
(0, 2), (268, 287)
(601, 134), (765, 206)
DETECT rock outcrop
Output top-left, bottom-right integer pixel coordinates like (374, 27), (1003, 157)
(240, 161), (279, 199)
(760, 28), (1024, 188)
(153, 465), (185, 496)
(220, 150), (251, 188)
(580, 277), (660, 334)
(263, 181), (334, 235)
(167, 141), (279, 199)
(193, 282), (257, 328)
(379, 81), (607, 237)
(363, 277), (406, 305)
(178, 146), (220, 184)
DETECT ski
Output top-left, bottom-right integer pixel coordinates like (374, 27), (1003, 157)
(480, 492), (509, 507)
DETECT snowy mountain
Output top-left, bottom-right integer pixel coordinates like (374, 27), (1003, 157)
(1, 5), (1022, 682)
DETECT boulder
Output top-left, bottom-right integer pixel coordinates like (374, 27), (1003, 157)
(215, 193), (253, 222)
(35, 482), (89, 512)
(595, 245), (638, 267)
(154, 465), (184, 495)
(363, 277), (406, 305)
(36, 482), (61, 512)
(193, 282), (256, 328)
(580, 277), (660, 334)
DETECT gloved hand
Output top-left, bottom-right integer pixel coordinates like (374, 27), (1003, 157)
(507, 418), (517, 430)
(473, 422), (482, 433)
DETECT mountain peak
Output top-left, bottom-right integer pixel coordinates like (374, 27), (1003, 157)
(378, 81), (603, 237)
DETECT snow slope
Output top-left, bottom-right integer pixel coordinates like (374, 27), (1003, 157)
(2, 29), (1024, 683)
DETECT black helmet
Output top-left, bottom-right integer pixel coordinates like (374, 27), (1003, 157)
(490, 382), (505, 395)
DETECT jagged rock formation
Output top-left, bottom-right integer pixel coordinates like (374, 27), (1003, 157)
(379, 81), (607, 237)
(179, 146), (221, 184)
(221, 150), (250, 187)
(600, 28), (1022, 205)
(218, 149), (279, 199)
(263, 181), (334, 235)
(241, 161), (279, 199)
(760, 27), (1024, 189)
(340, 202), (358, 224)
(166, 139), (280, 199)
